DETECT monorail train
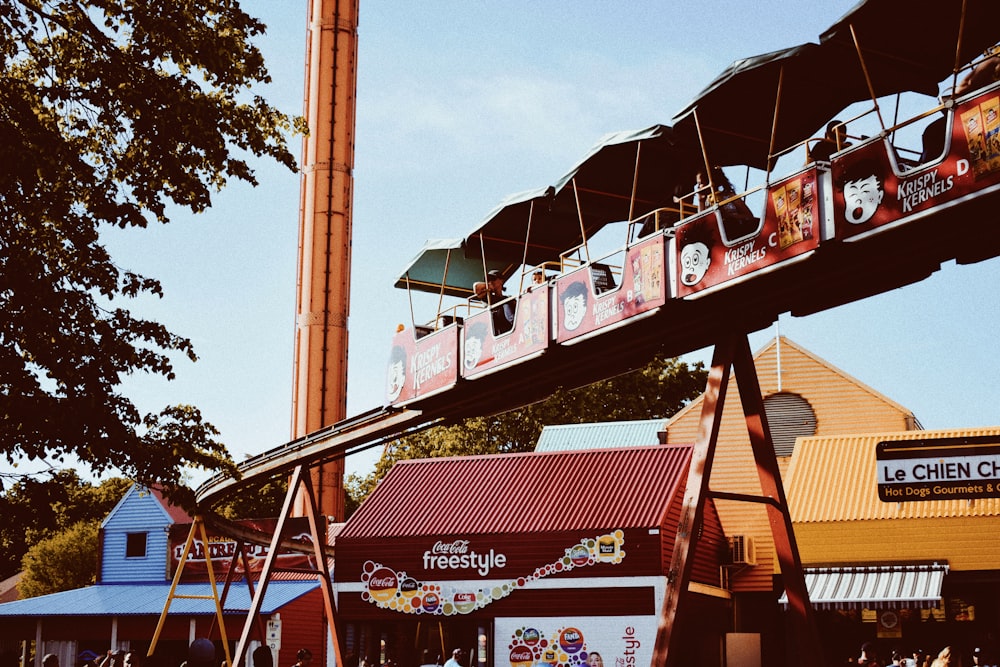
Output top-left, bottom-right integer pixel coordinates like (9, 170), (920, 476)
(385, 0), (1000, 410)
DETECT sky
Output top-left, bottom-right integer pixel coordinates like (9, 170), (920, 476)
(9, 1), (1000, 485)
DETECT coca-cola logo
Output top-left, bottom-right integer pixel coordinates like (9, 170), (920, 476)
(509, 647), (532, 664)
(400, 578), (418, 596)
(367, 567), (398, 603)
(431, 539), (470, 554)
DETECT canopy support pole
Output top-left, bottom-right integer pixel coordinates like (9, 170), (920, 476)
(651, 331), (821, 667)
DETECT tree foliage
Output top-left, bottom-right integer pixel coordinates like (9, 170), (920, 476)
(0, 470), (131, 580)
(0, 0), (304, 492)
(345, 354), (707, 511)
(18, 519), (99, 598)
(215, 475), (288, 521)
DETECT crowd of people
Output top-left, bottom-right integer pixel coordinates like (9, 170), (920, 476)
(854, 642), (997, 667)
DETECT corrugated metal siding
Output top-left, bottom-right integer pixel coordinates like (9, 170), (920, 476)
(101, 487), (178, 583)
(534, 419), (667, 451)
(794, 515), (1000, 570)
(787, 427), (1000, 522)
(340, 446), (691, 538)
(662, 336), (918, 588)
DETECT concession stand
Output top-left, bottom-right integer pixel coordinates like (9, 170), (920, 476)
(332, 445), (731, 667)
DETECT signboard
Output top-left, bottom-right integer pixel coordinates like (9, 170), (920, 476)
(169, 518), (317, 580)
(494, 615), (655, 667)
(555, 235), (667, 345)
(876, 435), (1000, 501)
(462, 287), (549, 378)
(358, 531), (627, 616)
(673, 168), (822, 298)
(832, 89), (1000, 242)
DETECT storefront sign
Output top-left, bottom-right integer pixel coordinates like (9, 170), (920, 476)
(360, 531), (626, 615)
(876, 436), (1000, 501)
(495, 616), (655, 667)
(168, 518), (316, 580)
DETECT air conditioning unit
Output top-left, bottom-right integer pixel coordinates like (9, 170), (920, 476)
(728, 535), (756, 566)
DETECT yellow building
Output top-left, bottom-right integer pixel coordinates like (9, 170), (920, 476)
(663, 336), (1000, 664)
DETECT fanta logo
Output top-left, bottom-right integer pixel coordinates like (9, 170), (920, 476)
(559, 628), (583, 653)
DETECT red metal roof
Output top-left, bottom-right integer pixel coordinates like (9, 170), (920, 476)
(339, 445), (692, 538)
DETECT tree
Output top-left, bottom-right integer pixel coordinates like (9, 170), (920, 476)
(0, 470), (131, 580)
(345, 354), (707, 511)
(0, 1), (304, 494)
(18, 520), (100, 598)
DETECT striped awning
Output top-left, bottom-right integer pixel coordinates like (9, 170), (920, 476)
(780, 563), (948, 610)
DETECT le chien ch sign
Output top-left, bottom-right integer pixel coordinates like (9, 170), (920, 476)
(877, 436), (1000, 502)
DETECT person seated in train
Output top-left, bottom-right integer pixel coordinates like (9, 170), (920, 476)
(531, 269), (546, 287)
(708, 166), (759, 240)
(485, 269), (515, 334)
(919, 47), (1000, 164)
(808, 120), (851, 163)
(955, 45), (1000, 98)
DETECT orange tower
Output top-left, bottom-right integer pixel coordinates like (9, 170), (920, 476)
(290, 0), (359, 520)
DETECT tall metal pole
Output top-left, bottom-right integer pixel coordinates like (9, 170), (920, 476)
(291, 0), (359, 521)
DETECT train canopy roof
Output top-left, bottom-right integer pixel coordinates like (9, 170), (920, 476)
(464, 124), (700, 266)
(672, 39), (939, 169)
(820, 0), (998, 90)
(393, 238), (512, 297)
(675, 0), (997, 169)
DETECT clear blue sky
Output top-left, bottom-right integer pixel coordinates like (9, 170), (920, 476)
(13, 1), (999, 483)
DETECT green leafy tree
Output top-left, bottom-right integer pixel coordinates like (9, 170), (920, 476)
(0, 0), (304, 494)
(18, 520), (100, 598)
(0, 470), (131, 580)
(215, 476), (288, 520)
(345, 354), (707, 512)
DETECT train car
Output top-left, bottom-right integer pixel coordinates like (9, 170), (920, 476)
(385, 238), (512, 406)
(385, 0), (1000, 411)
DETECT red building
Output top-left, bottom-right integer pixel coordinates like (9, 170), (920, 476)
(332, 445), (730, 667)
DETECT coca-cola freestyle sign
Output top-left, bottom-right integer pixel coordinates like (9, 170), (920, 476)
(423, 539), (507, 576)
(360, 531), (625, 616)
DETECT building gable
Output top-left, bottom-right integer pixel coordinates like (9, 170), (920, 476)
(661, 336), (920, 589)
(100, 485), (190, 583)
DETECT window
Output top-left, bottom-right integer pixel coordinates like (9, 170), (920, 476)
(763, 392), (817, 457)
(125, 532), (148, 558)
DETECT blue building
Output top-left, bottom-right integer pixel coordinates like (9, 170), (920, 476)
(0, 485), (324, 667)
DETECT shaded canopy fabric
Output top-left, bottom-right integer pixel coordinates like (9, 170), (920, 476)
(672, 39), (936, 169)
(820, 0), (998, 92)
(674, 0), (997, 169)
(465, 125), (701, 266)
(393, 238), (512, 297)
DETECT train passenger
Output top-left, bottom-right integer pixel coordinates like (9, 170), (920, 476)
(485, 270), (515, 334)
(921, 47), (1000, 163)
(808, 120), (851, 163)
(955, 46), (1000, 98)
(532, 269), (545, 286)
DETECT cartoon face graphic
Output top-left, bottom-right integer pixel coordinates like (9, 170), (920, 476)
(843, 173), (883, 225)
(679, 241), (711, 286)
(386, 345), (406, 402)
(463, 322), (487, 370)
(560, 281), (589, 332)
